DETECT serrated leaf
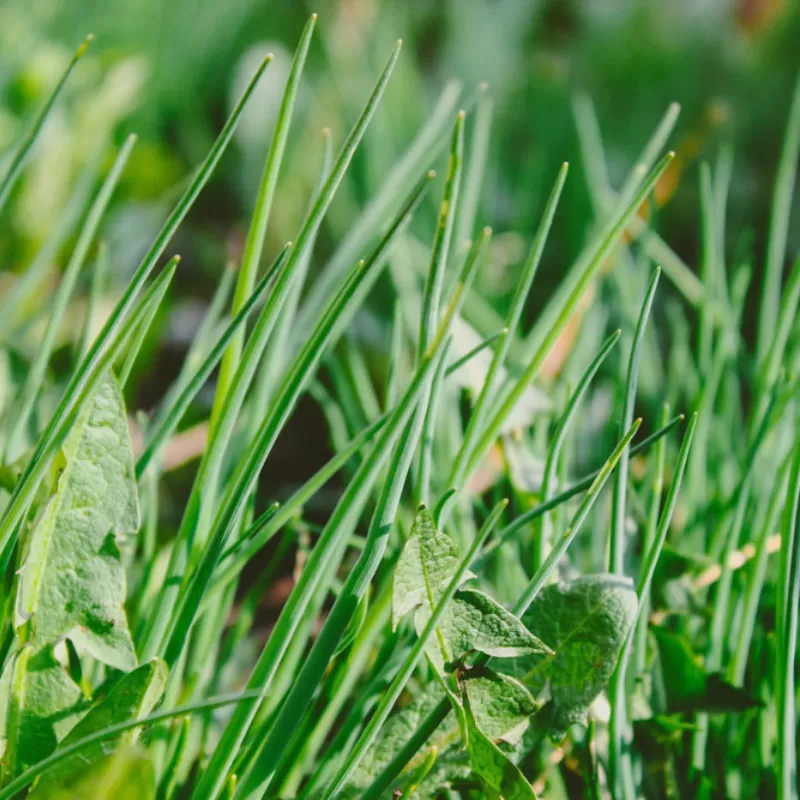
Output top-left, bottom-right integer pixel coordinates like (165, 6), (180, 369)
(392, 506), (474, 630)
(463, 668), (539, 744)
(653, 629), (761, 713)
(515, 574), (637, 736)
(0, 646), (86, 775)
(464, 702), (537, 799)
(30, 658), (167, 797)
(416, 589), (552, 672)
(16, 373), (140, 671)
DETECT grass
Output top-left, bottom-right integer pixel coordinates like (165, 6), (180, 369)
(0, 14), (798, 800)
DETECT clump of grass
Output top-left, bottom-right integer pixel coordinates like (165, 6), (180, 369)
(0, 17), (798, 800)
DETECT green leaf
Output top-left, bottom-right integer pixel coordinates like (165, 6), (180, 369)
(29, 658), (167, 797)
(462, 668), (539, 744)
(416, 589), (552, 673)
(392, 506), (474, 629)
(516, 574), (637, 736)
(464, 701), (537, 799)
(0, 646), (85, 775)
(653, 630), (761, 713)
(15, 373), (139, 671)
(35, 745), (156, 800)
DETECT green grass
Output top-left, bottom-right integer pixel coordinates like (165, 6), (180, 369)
(0, 15), (798, 800)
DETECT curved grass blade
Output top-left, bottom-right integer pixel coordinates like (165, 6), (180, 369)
(77, 239), (109, 360)
(533, 329), (621, 574)
(0, 689), (271, 800)
(610, 267), (660, 575)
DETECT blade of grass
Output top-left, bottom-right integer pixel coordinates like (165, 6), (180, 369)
(0, 35), (92, 214)
(776, 420), (800, 798)
(453, 82), (492, 248)
(415, 110), (465, 506)
(633, 403), (670, 677)
(77, 239), (109, 360)
(534, 329), (621, 574)
(610, 268), (660, 575)
(252, 126), (333, 411)
(444, 328), (507, 378)
(756, 71), (800, 368)
(611, 413), (697, 800)
(697, 163), (717, 375)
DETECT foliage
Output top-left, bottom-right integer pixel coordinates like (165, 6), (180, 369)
(0, 7), (798, 800)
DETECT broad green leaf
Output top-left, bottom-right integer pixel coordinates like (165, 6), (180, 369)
(30, 658), (167, 797)
(653, 630), (761, 713)
(15, 373), (139, 671)
(0, 646), (85, 775)
(392, 506), (474, 629)
(464, 703), (537, 799)
(516, 574), (637, 736)
(415, 589), (552, 673)
(35, 745), (156, 800)
(463, 668), (539, 744)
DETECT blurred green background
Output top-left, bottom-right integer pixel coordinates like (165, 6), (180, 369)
(1, 0), (798, 424)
